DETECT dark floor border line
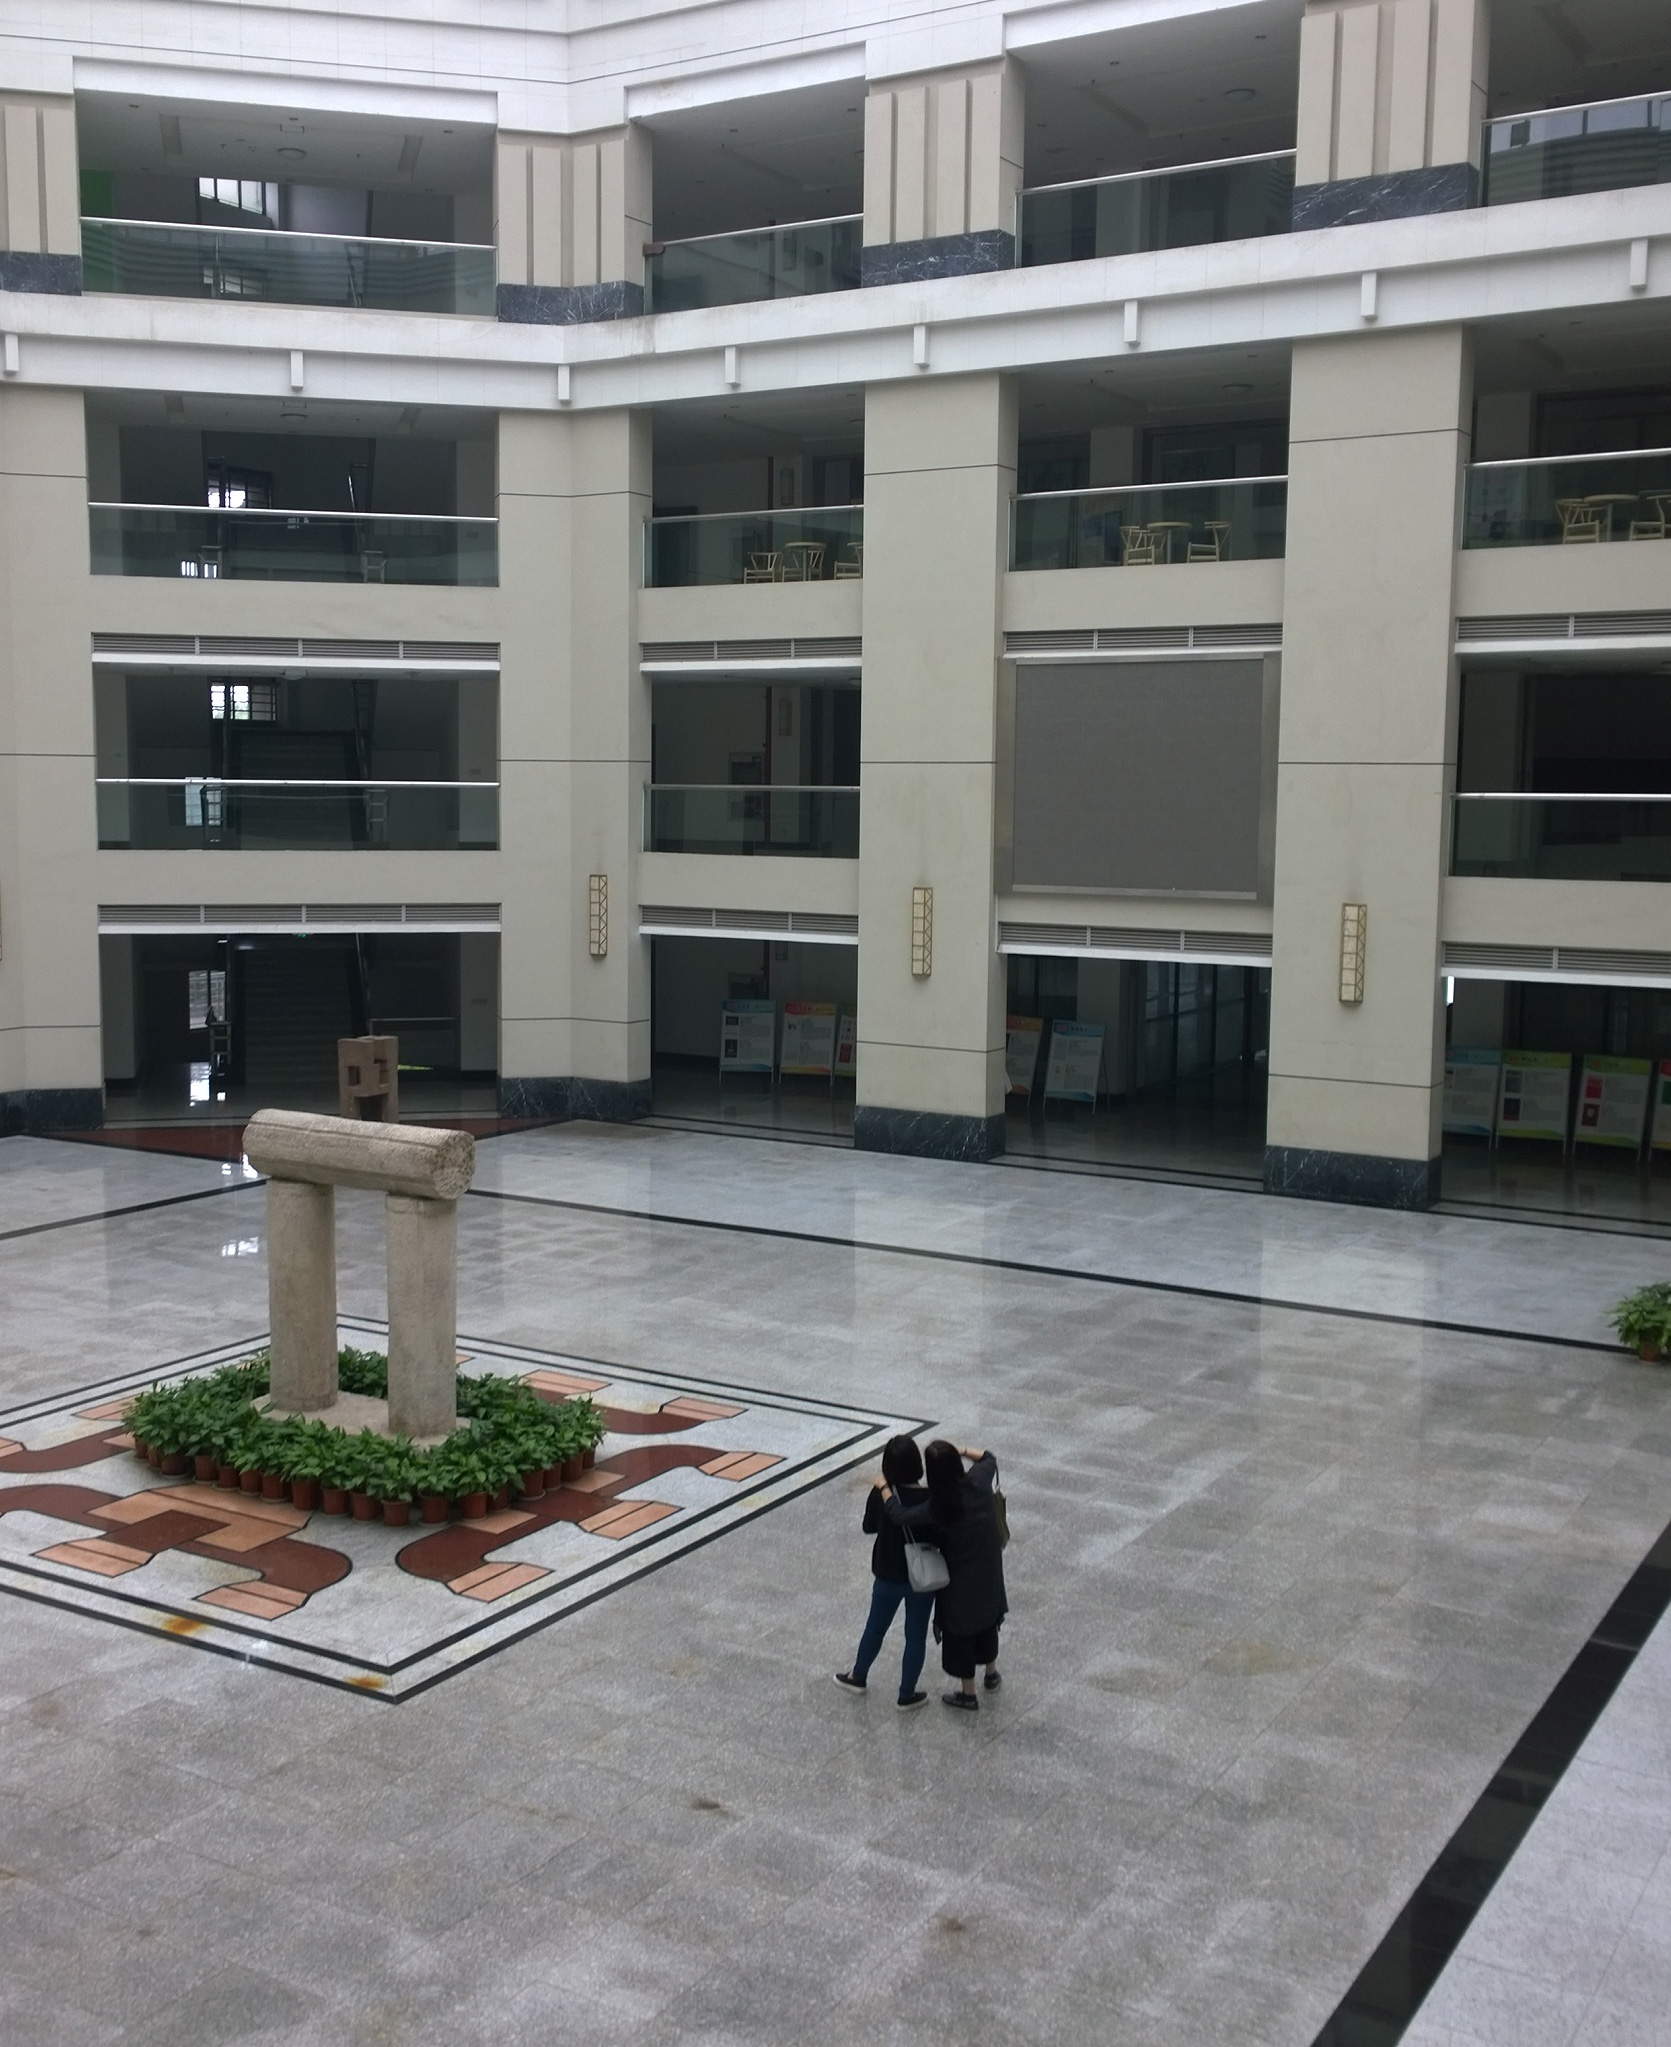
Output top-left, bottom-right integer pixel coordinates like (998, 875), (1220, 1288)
(1313, 1516), (1671, 2045)
(468, 1185), (1625, 1358)
(1435, 1198), (1671, 1243)
(0, 1179), (256, 1246)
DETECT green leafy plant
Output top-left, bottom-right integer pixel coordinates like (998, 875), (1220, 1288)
(1610, 1282), (1671, 1359)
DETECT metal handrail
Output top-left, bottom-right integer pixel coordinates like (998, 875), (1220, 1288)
(80, 215), (495, 254)
(1467, 446), (1671, 472)
(652, 213), (861, 252)
(98, 776), (498, 789)
(1013, 474), (1287, 503)
(644, 504), (863, 528)
(89, 502), (495, 526)
(1456, 790), (1671, 802)
(1485, 90), (1671, 135)
(646, 782), (858, 793)
(1020, 148), (1296, 200)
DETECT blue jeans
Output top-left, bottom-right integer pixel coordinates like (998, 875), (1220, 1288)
(851, 1577), (934, 1699)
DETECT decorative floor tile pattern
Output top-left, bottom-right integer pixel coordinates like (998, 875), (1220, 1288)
(0, 1314), (925, 1700)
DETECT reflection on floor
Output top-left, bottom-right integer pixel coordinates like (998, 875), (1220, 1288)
(649, 1058), (854, 1144)
(104, 1076), (501, 1127)
(1439, 1137), (1671, 1233)
(1005, 1068), (1267, 1187)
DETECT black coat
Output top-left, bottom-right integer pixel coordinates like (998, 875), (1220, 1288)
(862, 1482), (926, 1582)
(888, 1452), (1007, 1636)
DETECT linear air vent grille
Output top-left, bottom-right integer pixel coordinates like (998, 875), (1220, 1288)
(998, 921), (1272, 963)
(1456, 611), (1671, 645)
(639, 638), (861, 665)
(639, 905), (859, 942)
(1004, 623), (1280, 656)
(1443, 941), (1671, 984)
(98, 902), (501, 934)
(90, 634), (500, 666)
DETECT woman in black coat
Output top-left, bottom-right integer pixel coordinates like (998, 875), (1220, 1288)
(883, 1439), (1006, 1712)
(834, 1435), (934, 1708)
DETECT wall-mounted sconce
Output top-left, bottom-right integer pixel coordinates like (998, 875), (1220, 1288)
(911, 887), (933, 978)
(1339, 902), (1366, 1003)
(588, 874), (608, 958)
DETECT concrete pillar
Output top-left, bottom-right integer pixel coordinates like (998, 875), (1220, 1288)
(385, 1195), (459, 1439)
(494, 125), (652, 323)
(265, 1180), (339, 1411)
(0, 95), (81, 293)
(496, 407), (651, 1120)
(0, 383), (102, 1134)
(1294, 0), (1491, 226)
(1265, 326), (1472, 1210)
(862, 59), (1024, 284)
(853, 373), (1014, 1161)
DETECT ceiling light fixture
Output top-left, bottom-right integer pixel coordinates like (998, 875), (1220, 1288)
(1225, 87), (1256, 102)
(278, 147), (306, 159)
(1223, 381), (1254, 395)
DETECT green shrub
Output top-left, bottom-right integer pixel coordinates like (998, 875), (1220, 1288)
(1610, 1282), (1671, 1358)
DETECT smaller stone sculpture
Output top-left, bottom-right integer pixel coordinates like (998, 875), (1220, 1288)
(243, 1110), (475, 1441)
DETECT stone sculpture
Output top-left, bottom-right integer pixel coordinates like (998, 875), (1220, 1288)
(243, 1109), (475, 1441)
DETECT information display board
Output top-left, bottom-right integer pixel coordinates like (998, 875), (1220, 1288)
(1575, 1054), (1652, 1150)
(719, 1000), (776, 1074)
(1043, 1020), (1105, 1104)
(1651, 1060), (1671, 1153)
(1496, 1050), (1572, 1143)
(1442, 1049), (1501, 1137)
(780, 1001), (837, 1076)
(834, 1012), (857, 1078)
(1005, 1016), (1045, 1097)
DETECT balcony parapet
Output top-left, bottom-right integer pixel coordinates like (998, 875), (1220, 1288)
(90, 505), (497, 586)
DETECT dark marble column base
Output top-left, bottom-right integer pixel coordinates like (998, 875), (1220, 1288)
(852, 1106), (1006, 1163)
(860, 231), (1014, 286)
(1263, 1144), (1441, 1211)
(496, 1076), (652, 1123)
(497, 281), (644, 325)
(0, 252), (82, 295)
(1, 1087), (104, 1136)
(1291, 163), (1478, 230)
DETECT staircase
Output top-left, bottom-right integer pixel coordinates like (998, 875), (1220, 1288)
(240, 944), (356, 1096)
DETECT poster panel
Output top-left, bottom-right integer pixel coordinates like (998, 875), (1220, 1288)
(1043, 1020), (1105, 1104)
(1442, 1048), (1500, 1137)
(1496, 1050), (1571, 1143)
(1575, 1054), (1652, 1150)
(834, 1012), (857, 1078)
(1651, 1061), (1671, 1153)
(780, 1001), (837, 1076)
(719, 1000), (776, 1074)
(1005, 1016), (1045, 1097)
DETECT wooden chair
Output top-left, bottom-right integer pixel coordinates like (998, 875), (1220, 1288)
(833, 542), (864, 579)
(1555, 498), (1603, 544)
(1187, 520), (1233, 563)
(742, 551), (782, 582)
(1121, 524), (1159, 566)
(1629, 495), (1671, 540)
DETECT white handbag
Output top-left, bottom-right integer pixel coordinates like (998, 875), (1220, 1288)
(903, 1521), (949, 1594)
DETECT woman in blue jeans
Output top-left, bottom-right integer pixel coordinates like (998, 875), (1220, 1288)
(834, 1435), (933, 1709)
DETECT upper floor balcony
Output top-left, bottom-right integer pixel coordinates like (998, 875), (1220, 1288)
(646, 216), (861, 313)
(645, 785), (858, 857)
(90, 504), (497, 585)
(1011, 477), (1287, 571)
(1462, 451), (1671, 549)
(646, 506), (863, 587)
(1483, 93), (1671, 208)
(1017, 151), (1294, 270)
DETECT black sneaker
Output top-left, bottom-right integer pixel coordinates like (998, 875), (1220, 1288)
(984, 1670), (1003, 1692)
(897, 1691), (927, 1710)
(942, 1690), (979, 1712)
(834, 1671), (866, 1693)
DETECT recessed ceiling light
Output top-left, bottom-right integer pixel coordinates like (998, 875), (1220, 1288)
(278, 147), (306, 159)
(1225, 87), (1256, 102)
(1223, 381), (1254, 395)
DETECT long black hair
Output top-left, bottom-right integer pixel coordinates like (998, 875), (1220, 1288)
(881, 1435), (924, 1489)
(924, 1439), (965, 1524)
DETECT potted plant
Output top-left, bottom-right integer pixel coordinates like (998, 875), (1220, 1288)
(1610, 1281), (1671, 1362)
(319, 1433), (352, 1517)
(344, 1430), (383, 1520)
(282, 1420), (334, 1512)
(373, 1437), (420, 1527)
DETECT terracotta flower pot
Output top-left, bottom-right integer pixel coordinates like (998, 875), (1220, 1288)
(160, 1453), (187, 1477)
(290, 1477), (320, 1512)
(321, 1486), (349, 1516)
(216, 1464), (239, 1490)
(239, 1470), (263, 1495)
(381, 1499), (411, 1527)
(491, 1485), (510, 1511)
(518, 1469), (545, 1500)
(350, 1491), (378, 1521)
(261, 1472), (287, 1500)
(131, 1440), (151, 1464)
(561, 1455), (584, 1483)
(420, 1494), (450, 1524)
(147, 1446), (163, 1470)
(460, 1490), (489, 1521)
(581, 1447), (596, 1470)
(543, 1464), (563, 1490)
(1639, 1341), (1663, 1363)
(193, 1454), (217, 1482)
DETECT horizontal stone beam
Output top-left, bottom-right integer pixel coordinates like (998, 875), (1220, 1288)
(244, 1109), (475, 1201)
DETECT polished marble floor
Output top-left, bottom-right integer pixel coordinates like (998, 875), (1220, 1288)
(2, 1123), (1671, 2044)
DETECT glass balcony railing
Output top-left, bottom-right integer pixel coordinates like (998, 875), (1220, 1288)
(644, 785), (859, 858)
(1452, 794), (1671, 882)
(1462, 451), (1671, 548)
(96, 780), (499, 852)
(1483, 95), (1671, 206)
(89, 504), (498, 585)
(1011, 478), (1287, 571)
(1018, 151), (1294, 269)
(646, 217), (861, 313)
(645, 506), (863, 587)
(80, 217), (496, 314)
